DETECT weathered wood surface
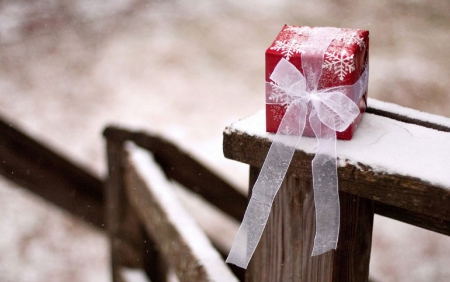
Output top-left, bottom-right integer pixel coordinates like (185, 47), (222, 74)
(124, 143), (238, 282)
(223, 107), (450, 236)
(105, 138), (156, 282)
(104, 127), (247, 222)
(0, 115), (104, 228)
(333, 190), (374, 281)
(246, 166), (373, 282)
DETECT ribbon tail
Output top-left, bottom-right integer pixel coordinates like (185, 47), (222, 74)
(309, 110), (340, 256)
(226, 103), (307, 268)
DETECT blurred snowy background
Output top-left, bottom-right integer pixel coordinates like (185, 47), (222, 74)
(0, 0), (449, 281)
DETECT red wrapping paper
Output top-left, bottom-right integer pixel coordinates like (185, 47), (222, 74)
(265, 25), (369, 140)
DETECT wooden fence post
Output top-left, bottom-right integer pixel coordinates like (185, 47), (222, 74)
(105, 137), (168, 282)
(246, 166), (374, 281)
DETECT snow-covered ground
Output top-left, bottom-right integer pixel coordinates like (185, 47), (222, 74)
(0, 0), (449, 281)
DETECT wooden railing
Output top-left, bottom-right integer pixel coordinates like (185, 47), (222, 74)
(1, 98), (450, 281)
(0, 115), (246, 281)
(103, 127), (246, 281)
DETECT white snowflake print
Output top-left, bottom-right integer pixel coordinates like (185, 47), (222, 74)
(281, 125), (293, 135)
(343, 31), (365, 50)
(322, 50), (355, 81)
(269, 39), (304, 61)
(268, 82), (292, 105)
(270, 108), (284, 122)
(325, 30), (366, 55)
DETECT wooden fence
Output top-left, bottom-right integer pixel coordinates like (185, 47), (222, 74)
(103, 127), (246, 281)
(1, 98), (450, 281)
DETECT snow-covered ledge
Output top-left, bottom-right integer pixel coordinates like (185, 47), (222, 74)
(366, 98), (450, 132)
(223, 98), (450, 234)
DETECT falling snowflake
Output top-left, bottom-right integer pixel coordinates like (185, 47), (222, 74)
(322, 50), (355, 81)
(269, 39), (304, 61)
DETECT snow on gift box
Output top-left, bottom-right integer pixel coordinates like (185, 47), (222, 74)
(266, 25), (369, 140)
(226, 25), (369, 269)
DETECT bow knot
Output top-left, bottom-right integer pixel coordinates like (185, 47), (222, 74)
(309, 92), (321, 101)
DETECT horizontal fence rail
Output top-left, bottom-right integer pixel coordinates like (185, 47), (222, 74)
(224, 102), (450, 236)
(0, 115), (105, 228)
(103, 127), (247, 222)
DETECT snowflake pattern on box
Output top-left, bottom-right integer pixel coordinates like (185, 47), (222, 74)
(267, 81), (292, 105)
(321, 30), (363, 81)
(344, 31), (366, 50)
(322, 50), (355, 81)
(330, 30), (366, 52)
(270, 107), (285, 123)
(269, 26), (312, 61)
(269, 39), (303, 61)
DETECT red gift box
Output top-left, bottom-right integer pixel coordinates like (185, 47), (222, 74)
(265, 25), (369, 140)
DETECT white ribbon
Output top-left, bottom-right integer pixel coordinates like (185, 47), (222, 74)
(226, 27), (369, 269)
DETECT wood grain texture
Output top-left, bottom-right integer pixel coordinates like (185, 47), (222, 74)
(247, 167), (304, 281)
(246, 166), (373, 282)
(333, 192), (374, 281)
(105, 139), (151, 281)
